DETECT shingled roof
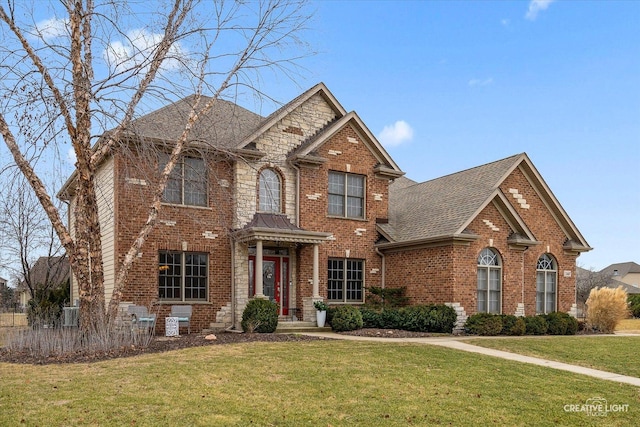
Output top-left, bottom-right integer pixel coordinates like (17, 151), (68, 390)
(379, 154), (523, 243)
(126, 95), (264, 149)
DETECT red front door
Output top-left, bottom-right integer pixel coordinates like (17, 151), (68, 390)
(250, 256), (289, 315)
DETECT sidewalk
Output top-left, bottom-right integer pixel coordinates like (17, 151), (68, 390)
(301, 331), (640, 387)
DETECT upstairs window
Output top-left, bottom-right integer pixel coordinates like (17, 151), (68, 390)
(536, 253), (557, 314)
(160, 153), (207, 206)
(259, 168), (281, 213)
(477, 248), (502, 314)
(328, 171), (365, 218)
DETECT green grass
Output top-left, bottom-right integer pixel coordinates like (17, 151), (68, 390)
(466, 336), (640, 378)
(1, 340), (638, 426)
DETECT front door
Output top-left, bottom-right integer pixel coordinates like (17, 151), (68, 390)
(250, 255), (289, 315)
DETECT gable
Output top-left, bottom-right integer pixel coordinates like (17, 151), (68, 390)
(379, 153), (590, 255)
(289, 112), (403, 178)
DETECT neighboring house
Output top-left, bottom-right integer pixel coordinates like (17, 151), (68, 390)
(58, 83), (591, 332)
(600, 262), (640, 291)
(16, 256), (71, 309)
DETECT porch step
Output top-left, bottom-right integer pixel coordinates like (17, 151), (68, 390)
(275, 321), (332, 333)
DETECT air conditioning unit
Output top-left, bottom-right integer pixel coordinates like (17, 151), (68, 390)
(63, 307), (79, 327)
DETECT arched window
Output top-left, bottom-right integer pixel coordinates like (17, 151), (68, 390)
(259, 168), (281, 213)
(477, 248), (501, 314)
(536, 253), (557, 314)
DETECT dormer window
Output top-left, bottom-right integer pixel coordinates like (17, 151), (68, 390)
(259, 168), (281, 213)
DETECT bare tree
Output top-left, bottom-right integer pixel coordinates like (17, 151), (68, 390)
(0, 0), (313, 332)
(0, 173), (67, 310)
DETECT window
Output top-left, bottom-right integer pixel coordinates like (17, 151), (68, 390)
(327, 258), (364, 302)
(328, 171), (365, 218)
(477, 248), (501, 313)
(536, 253), (557, 314)
(259, 168), (281, 213)
(159, 153), (207, 206)
(159, 251), (208, 301)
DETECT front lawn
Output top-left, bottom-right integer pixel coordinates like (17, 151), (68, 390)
(466, 336), (640, 378)
(1, 340), (637, 426)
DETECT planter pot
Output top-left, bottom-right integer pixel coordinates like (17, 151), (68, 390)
(316, 310), (327, 328)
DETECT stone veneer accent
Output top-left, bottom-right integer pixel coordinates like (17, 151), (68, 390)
(445, 302), (467, 334)
(234, 93), (338, 229)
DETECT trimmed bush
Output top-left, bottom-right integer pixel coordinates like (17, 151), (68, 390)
(500, 315), (526, 336)
(465, 313), (503, 336)
(241, 299), (278, 333)
(401, 305), (456, 333)
(524, 315), (548, 335)
(586, 287), (629, 333)
(358, 306), (382, 328)
(544, 312), (578, 335)
(628, 294), (640, 318)
(330, 306), (363, 332)
(378, 308), (405, 329)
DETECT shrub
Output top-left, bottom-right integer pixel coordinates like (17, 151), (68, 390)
(524, 315), (548, 335)
(378, 308), (405, 329)
(330, 306), (363, 332)
(544, 312), (578, 335)
(628, 294), (640, 318)
(465, 313), (503, 336)
(358, 306), (382, 328)
(500, 315), (525, 336)
(402, 305), (457, 333)
(586, 287), (629, 333)
(241, 299), (278, 333)
(564, 314), (579, 335)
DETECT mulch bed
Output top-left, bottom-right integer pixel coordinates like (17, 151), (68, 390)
(0, 328), (440, 365)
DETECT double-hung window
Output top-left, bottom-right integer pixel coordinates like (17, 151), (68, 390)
(160, 153), (207, 206)
(158, 251), (208, 301)
(536, 254), (557, 314)
(328, 171), (365, 218)
(327, 258), (364, 303)
(477, 248), (501, 314)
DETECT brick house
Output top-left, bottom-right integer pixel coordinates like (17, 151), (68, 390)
(60, 83), (591, 332)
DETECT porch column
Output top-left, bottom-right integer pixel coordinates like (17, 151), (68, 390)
(255, 240), (264, 298)
(312, 243), (320, 298)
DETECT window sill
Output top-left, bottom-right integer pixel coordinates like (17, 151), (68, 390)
(157, 301), (212, 305)
(161, 202), (212, 211)
(326, 215), (368, 222)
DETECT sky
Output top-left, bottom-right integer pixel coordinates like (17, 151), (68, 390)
(1, 0), (638, 279)
(289, 0), (639, 271)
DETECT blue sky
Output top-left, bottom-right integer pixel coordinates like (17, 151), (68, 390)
(285, 0), (638, 271)
(1, 0), (638, 277)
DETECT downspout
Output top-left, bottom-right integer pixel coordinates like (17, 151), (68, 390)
(375, 247), (385, 289)
(226, 238), (237, 332)
(522, 247), (528, 315)
(290, 161), (301, 227)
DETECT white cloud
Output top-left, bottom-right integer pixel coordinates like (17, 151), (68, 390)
(103, 29), (190, 74)
(33, 17), (69, 41)
(378, 121), (414, 147)
(501, 19), (510, 27)
(525, 0), (555, 21)
(468, 78), (494, 87)
(67, 147), (77, 165)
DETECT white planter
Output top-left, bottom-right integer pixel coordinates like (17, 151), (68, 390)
(316, 310), (327, 328)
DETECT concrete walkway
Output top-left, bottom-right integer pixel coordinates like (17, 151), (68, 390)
(301, 332), (640, 387)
